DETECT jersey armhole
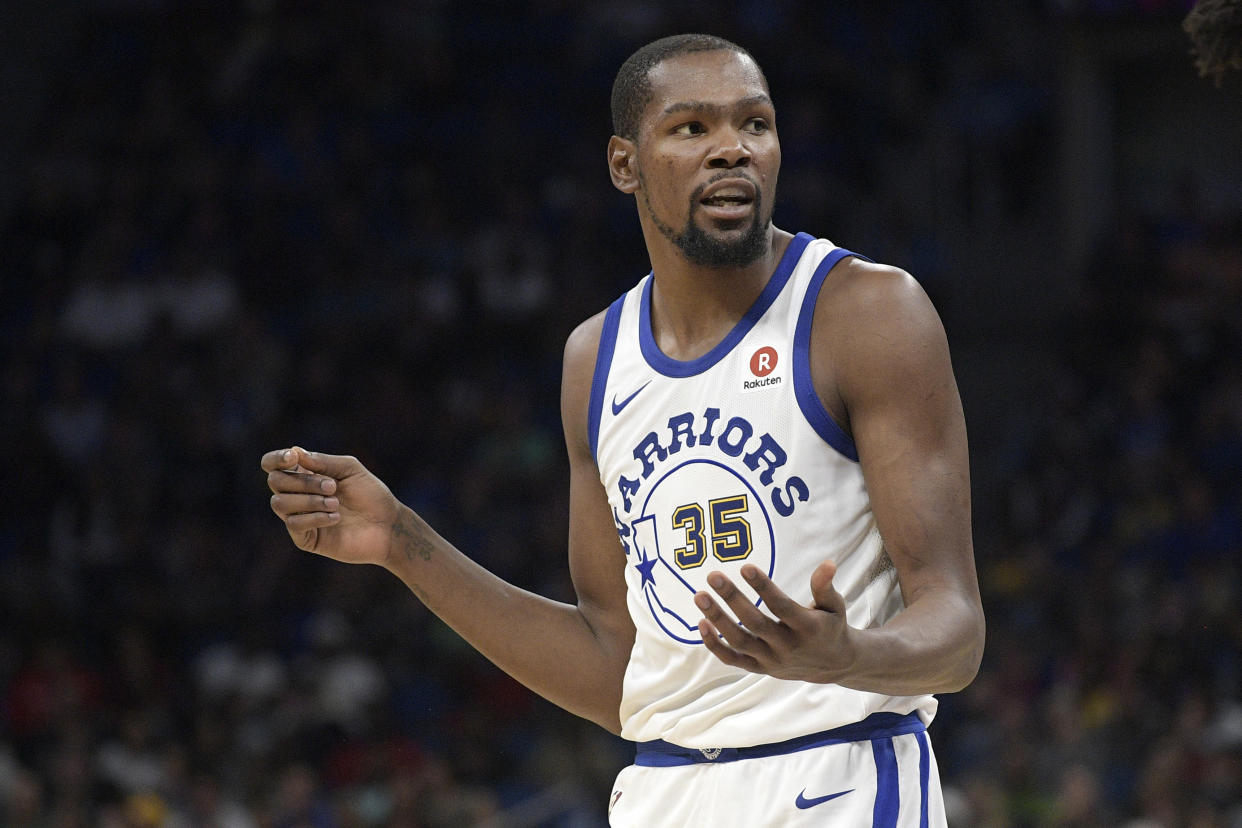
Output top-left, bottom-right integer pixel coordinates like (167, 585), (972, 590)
(587, 294), (627, 461)
(792, 248), (870, 463)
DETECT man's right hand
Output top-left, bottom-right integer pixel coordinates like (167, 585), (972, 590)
(262, 446), (400, 567)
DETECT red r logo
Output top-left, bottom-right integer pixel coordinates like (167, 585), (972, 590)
(750, 346), (778, 377)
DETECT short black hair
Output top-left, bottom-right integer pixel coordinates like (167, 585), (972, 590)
(610, 34), (766, 141)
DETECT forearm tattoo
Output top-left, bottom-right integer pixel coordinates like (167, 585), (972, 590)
(392, 511), (434, 563)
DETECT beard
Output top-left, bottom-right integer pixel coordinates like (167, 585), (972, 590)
(642, 174), (772, 269)
(673, 202), (769, 268)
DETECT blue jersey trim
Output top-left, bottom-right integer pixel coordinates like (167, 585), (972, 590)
(633, 710), (924, 767)
(638, 232), (813, 378)
(792, 247), (870, 463)
(588, 295), (626, 461)
(916, 729), (931, 828)
(871, 736), (900, 828)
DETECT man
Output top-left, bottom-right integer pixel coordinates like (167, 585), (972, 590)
(263, 34), (984, 826)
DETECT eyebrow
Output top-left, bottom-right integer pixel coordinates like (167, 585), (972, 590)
(660, 94), (773, 119)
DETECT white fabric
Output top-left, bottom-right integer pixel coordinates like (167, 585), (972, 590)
(592, 234), (936, 749)
(608, 730), (947, 827)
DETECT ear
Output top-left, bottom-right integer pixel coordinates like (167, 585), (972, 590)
(607, 135), (639, 194)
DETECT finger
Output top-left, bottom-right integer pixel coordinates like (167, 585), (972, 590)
(267, 468), (338, 496)
(694, 588), (768, 654)
(698, 619), (761, 672)
(282, 510), (340, 536)
(270, 493), (340, 518)
(289, 447), (362, 479)
(809, 560), (846, 615)
(737, 565), (813, 631)
(260, 447), (301, 473)
(706, 572), (783, 638)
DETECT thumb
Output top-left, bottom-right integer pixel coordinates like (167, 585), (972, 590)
(810, 560), (846, 615)
(288, 446), (363, 479)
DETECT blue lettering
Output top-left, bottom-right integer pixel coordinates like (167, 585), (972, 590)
(698, 407), (721, 446)
(772, 476), (809, 517)
(618, 408), (812, 519)
(666, 412), (698, 454)
(742, 432), (787, 485)
(612, 506), (632, 554)
(618, 474), (641, 512)
(633, 432), (668, 479)
(717, 416), (752, 457)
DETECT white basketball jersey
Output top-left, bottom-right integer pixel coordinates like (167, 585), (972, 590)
(588, 233), (937, 748)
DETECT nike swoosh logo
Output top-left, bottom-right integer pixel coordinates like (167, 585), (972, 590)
(795, 788), (854, 809)
(611, 381), (651, 416)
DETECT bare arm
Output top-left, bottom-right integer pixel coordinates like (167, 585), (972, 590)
(696, 259), (984, 695)
(262, 313), (634, 731)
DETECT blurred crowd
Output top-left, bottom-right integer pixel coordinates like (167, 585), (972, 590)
(946, 197), (1242, 825)
(1, 0), (1238, 826)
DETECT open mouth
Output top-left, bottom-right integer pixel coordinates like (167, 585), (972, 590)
(696, 179), (757, 219)
(700, 193), (753, 208)
(697, 197), (754, 222)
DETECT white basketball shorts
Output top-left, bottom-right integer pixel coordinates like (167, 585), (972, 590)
(607, 712), (946, 827)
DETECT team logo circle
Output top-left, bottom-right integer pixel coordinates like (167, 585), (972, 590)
(629, 459), (776, 645)
(750, 346), (778, 377)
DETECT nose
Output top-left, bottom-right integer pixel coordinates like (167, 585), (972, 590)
(706, 130), (751, 169)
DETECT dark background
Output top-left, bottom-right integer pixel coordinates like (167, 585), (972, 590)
(2, 1), (1241, 825)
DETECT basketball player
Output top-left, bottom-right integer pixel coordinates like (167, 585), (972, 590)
(263, 34), (984, 826)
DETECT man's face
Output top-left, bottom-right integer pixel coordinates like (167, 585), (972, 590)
(633, 50), (780, 268)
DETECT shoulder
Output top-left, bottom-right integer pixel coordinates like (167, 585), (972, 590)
(561, 308), (610, 455)
(816, 257), (947, 357)
(564, 308), (609, 371)
(811, 256), (953, 414)
(818, 257), (935, 328)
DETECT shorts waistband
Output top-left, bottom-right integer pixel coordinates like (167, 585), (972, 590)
(633, 711), (925, 767)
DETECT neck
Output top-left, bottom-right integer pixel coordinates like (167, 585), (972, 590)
(642, 224), (794, 361)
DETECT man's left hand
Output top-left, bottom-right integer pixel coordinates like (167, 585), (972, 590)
(696, 560), (856, 683)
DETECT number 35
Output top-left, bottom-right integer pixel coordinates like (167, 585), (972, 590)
(672, 494), (753, 569)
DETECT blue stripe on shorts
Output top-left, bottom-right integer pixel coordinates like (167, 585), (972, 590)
(872, 736), (900, 827)
(917, 729), (931, 828)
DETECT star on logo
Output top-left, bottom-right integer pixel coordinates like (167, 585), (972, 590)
(635, 548), (658, 587)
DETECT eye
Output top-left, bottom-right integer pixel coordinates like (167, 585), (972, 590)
(744, 117), (769, 134)
(673, 122), (705, 136)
